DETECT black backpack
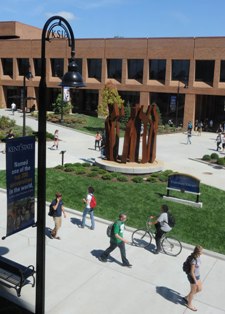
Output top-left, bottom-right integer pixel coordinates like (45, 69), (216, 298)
(48, 204), (55, 217)
(183, 255), (194, 274)
(167, 212), (175, 228)
(106, 223), (114, 237)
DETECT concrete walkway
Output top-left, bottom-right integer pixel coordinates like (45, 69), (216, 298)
(0, 109), (225, 313)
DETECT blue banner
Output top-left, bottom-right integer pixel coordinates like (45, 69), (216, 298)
(168, 173), (200, 194)
(6, 136), (35, 236)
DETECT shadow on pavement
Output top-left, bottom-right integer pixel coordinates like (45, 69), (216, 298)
(156, 286), (186, 305)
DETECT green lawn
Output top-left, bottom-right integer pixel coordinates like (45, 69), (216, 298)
(0, 166), (224, 255)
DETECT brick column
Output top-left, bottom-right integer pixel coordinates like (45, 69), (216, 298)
(213, 59), (220, 88)
(183, 94), (195, 128)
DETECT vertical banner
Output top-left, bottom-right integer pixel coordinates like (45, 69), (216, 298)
(6, 136), (35, 237)
(63, 86), (70, 102)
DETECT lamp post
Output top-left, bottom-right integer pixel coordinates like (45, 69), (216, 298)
(36, 16), (85, 314)
(22, 68), (33, 136)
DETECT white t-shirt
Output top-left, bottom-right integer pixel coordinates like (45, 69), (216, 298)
(157, 212), (172, 232)
(86, 193), (92, 209)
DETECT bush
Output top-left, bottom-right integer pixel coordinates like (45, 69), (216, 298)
(101, 174), (112, 180)
(117, 175), (128, 182)
(210, 153), (219, 160)
(162, 170), (174, 176)
(132, 176), (143, 183)
(54, 165), (64, 170)
(91, 166), (100, 172)
(217, 158), (225, 166)
(87, 172), (98, 177)
(64, 167), (75, 172)
(0, 116), (15, 129)
(202, 154), (211, 161)
(75, 167), (86, 175)
(158, 174), (168, 182)
(146, 176), (158, 183)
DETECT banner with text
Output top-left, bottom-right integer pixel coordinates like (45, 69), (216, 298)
(6, 136), (35, 237)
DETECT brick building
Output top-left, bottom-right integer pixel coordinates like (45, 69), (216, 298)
(1, 21), (225, 129)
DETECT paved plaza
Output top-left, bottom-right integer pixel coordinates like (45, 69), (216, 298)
(0, 109), (225, 313)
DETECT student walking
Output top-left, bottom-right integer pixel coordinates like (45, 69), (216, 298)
(183, 245), (203, 312)
(98, 213), (132, 267)
(81, 186), (95, 230)
(95, 131), (102, 150)
(49, 192), (66, 240)
(51, 129), (59, 150)
(216, 133), (222, 151)
(187, 128), (192, 144)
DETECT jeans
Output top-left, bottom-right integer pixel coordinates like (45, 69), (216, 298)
(81, 207), (95, 229)
(100, 241), (130, 265)
(155, 222), (165, 252)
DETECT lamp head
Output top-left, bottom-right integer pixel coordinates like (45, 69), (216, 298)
(59, 58), (85, 88)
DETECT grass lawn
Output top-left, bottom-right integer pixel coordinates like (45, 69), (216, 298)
(0, 165), (224, 255)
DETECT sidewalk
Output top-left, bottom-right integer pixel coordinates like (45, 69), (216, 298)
(0, 109), (225, 313)
(0, 188), (225, 314)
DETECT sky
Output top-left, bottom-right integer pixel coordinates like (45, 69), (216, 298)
(1, 0), (225, 39)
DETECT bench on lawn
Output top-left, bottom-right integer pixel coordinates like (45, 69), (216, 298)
(0, 255), (35, 297)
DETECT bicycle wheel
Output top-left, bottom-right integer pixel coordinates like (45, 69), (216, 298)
(161, 236), (182, 256)
(132, 229), (152, 248)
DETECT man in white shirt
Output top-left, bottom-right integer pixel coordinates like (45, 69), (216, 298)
(11, 102), (16, 115)
(149, 204), (172, 254)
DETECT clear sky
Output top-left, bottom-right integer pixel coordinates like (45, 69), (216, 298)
(1, 0), (225, 39)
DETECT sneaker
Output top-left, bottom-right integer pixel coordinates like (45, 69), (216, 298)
(122, 263), (132, 268)
(90, 227), (94, 230)
(98, 256), (107, 263)
(78, 225), (84, 229)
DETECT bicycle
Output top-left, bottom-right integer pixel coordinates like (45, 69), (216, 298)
(132, 217), (182, 256)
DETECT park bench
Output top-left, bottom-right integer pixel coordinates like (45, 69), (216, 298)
(0, 255), (35, 297)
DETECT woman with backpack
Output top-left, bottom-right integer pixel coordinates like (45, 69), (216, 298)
(80, 186), (96, 230)
(183, 245), (203, 312)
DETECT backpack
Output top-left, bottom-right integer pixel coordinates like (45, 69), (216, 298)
(183, 255), (194, 274)
(48, 204), (55, 217)
(106, 223), (114, 237)
(90, 195), (97, 209)
(167, 212), (175, 228)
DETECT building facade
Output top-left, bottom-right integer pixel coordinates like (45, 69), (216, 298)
(1, 21), (225, 129)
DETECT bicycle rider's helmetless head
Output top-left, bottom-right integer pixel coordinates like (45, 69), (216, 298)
(161, 204), (169, 213)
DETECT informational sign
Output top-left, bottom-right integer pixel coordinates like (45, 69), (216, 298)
(168, 173), (200, 194)
(6, 136), (35, 237)
(63, 86), (70, 102)
(170, 96), (177, 112)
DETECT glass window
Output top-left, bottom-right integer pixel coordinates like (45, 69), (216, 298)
(34, 58), (42, 76)
(195, 60), (214, 83)
(2, 58), (13, 76)
(50, 58), (64, 77)
(220, 60), (225, 82)
(107, 59), (122, 81)
(74, 58), (82, 75)
(128, 59), (143, 82)
(149, 59), (166, 81)
(172, 60), (190, 81)
(17, 58), (30, 76)
(87, 59), (102, 81)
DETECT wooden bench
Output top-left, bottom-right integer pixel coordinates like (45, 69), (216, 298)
(0, 256), (35, 297)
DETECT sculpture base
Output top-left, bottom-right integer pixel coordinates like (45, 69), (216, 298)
(95, 157), (164, 174)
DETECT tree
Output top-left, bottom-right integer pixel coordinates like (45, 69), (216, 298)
(52, 93), (73, 115)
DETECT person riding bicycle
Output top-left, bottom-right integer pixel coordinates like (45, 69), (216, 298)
(149, 204), (172, 254)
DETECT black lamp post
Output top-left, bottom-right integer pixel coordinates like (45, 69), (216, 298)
(22, 68), (33, 136)
(36, 16), (85, 314)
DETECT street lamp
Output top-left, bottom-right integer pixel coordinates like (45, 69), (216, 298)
(36, 16), (85, 314)
(22, 68), (33, 136)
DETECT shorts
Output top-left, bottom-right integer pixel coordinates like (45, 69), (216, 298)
(187, 274), (200, 284)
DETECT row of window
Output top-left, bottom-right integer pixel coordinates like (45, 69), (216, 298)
(1, 58), (225, 84)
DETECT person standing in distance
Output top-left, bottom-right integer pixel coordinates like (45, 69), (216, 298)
(50, 192), (66, 240)
(98, 213), (132, 268)
(51, 129), (59, 150)
(183, 245), (203, 312)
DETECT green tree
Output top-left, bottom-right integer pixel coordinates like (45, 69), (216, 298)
(52, 93), (73, 115)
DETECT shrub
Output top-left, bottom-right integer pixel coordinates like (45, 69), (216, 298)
(82, 163), (91, 167)
(158, 174), (168, 182)
(202, 155), (211, 161)
(217, 158), (225, 166)
(151, 172), (160, 178)
(132, 177), (143, 183)
(117, 175), (128, 182)
(210, 153), (219, 160)
(162, 170), (174, 176)
(64, 167), (75, 172)
(110, 172), (121, 178)
(91, 166), (100, 172)
(146, 176), (158, 183)
(101, 174), (112, 180)
(75, 167), (86, 175)
(54, 165), (64, 170)
(0, 116), (15, 129)
(64, 163), (74, 168)
(87, 172), (98, 177)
